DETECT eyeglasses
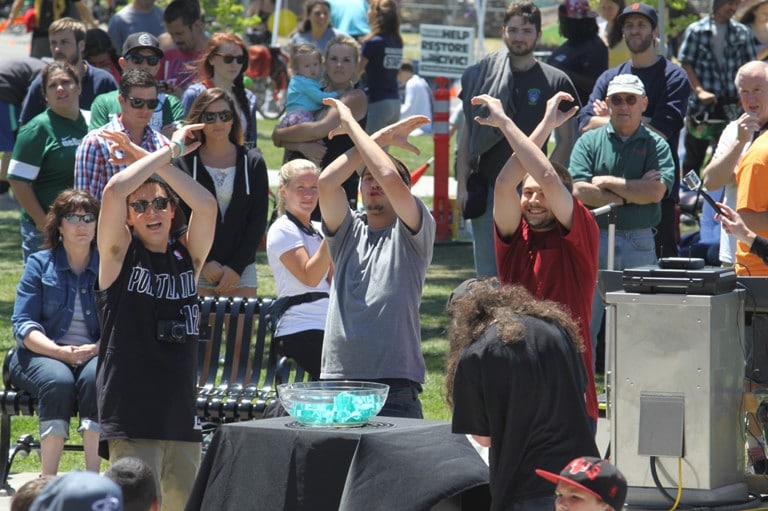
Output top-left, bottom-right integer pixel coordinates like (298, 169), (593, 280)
(124, 96), (160, 110)
(609, 94), (639, 106)
(128, 197), (170, 213)
(201, 110), (234, 123)
(124, 54), (161, 66)
(63, 212), (96, 224)
(215, 53), (245, 64)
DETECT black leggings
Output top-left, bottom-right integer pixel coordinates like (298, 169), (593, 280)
(274, 329), (323, 380)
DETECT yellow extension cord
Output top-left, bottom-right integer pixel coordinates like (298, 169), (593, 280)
(668, 457), (683, 511)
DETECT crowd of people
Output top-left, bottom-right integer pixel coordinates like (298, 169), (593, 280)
(0, 0), (766, 508)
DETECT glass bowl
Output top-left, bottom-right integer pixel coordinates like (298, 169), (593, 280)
(276, 381), (389, 427)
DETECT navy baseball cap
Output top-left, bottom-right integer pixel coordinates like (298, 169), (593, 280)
(536, 457), (627, 511)
(617, 2), (658, 29)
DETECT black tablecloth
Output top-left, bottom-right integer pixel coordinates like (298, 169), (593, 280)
(186, 417), (490, 511)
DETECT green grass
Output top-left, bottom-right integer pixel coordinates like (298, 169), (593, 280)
(0, 199), (475, 474)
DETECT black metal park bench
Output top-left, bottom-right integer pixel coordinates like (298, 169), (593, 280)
(0, 295), (307, 494)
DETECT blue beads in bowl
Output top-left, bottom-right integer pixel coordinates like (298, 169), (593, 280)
(277, 381), (389, 427)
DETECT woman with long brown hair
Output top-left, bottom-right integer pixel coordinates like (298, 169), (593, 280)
(181, 32), (258, 148)
(175, 88), (269, 297)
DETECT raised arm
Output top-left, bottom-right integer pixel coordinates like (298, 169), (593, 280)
(98, 125), (217, 287)
(272, 89), (367, 145)
(318, 98), (428, 233)
(478, 92), (578, 236)
(702, 115), (757, 190)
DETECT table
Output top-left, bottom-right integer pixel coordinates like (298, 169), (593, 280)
(186, 417), (491, 511)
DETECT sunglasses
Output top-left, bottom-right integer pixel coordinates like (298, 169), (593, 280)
(124, 96), (160, 110)
(63, 212), (97, 224)
(124, 54), (161, 66)
(128, 197), (170, 213)
(201, 110), (234, 123)
(216, 53), (245, 64)
(609, 94), (639, 106)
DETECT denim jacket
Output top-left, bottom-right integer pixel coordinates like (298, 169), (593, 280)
(12, 246), (100, 349)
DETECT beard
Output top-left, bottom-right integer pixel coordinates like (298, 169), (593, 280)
(505, 40), (536, 57)
(625, 33), (653, 54)
(523, 212), (556, 231)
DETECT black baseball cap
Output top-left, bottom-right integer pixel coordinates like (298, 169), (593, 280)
(122, 32), (164, 58)
(616, 2), (658, 29)
(536, 457), (628, 511)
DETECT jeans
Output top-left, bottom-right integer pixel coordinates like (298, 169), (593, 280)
(365, 98), (401, 135)
(377, 381), (423, 419)
(591, 228), (657, 370)
(9, 348), (99, 439)
(512, 494), (556, 511)
(20, 218), (44, 263)
(470, 185), (498, 278)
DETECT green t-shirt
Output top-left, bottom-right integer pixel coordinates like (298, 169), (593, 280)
(569, 123), (675, 231)
(89, 91), (184, 132)
(9, 109), (88, 224)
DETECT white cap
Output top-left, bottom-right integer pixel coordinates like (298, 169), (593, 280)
(606, 74), (645, 97)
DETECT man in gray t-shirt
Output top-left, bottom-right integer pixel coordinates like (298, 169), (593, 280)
(319, 99), (435, 418)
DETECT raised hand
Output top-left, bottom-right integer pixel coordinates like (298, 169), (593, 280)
(373, 115), (430, 154)
(470, 94), (509, 128)
(737, 112), (761, 143)
(324, 97), (357, 140)
(541, 91), (579, 130)
(171, 122), (205, 156)
(99, 130), (149, 165)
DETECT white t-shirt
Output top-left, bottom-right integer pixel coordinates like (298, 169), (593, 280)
(400, 74), (433, 133)
(266, 214), (330, 336)
(711, 120), (748, 264)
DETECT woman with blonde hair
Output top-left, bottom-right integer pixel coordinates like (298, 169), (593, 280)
(272, 35), (368, 215)
(266, 159), (332, 379)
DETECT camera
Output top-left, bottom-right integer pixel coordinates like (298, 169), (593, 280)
(156, 319), (189, 343)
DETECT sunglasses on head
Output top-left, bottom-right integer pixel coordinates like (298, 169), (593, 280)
(63, 212), (96, 224)
(124, 96), (160, 110)
(124, 54), (161, 66)
(201, 110), (234, 123)
(609, 94), (639, 106)
(216, 53), (245, 64)
(128, 197), (170, 213)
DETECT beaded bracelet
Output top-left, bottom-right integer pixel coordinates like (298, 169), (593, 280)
(169, 139), (184, 160)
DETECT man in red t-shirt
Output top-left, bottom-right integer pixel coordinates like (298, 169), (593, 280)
(472, 91), (600, 427)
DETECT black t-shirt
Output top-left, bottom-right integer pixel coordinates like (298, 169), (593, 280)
(0, 58), (45, 105)
(477, 62), (579, 182)
(96, 238), (202, 456)
(452, 317), (599, 511)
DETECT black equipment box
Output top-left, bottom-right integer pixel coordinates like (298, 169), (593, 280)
(622, 266), (737, 295)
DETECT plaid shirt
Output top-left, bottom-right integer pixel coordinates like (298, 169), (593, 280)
(74, 116), (169, 201)
(678, 16), (755, 120)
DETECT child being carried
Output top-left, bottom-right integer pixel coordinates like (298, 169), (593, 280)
(279, 44), (339, 128)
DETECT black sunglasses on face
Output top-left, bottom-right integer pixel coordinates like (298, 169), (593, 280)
(124, 96), (160, 110)
(124, 54), (161, 66)
(201, 110), (234, 123)
(216, 53), (245, 64)
(609, 94), (639, 106)
(63, 213), (97, 224)
(128, 197), (170, 213)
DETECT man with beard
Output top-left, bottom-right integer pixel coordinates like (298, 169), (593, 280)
(318, 99), (435, 418)
(482, 89), (600, 431)
(702, 61), (768, 267)
(158, 0), (209, 97)
(579, 3), (690, 260)
(456, 1), (579, 278)
(18, 17), (117, 126)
